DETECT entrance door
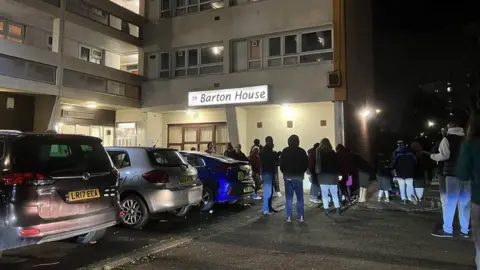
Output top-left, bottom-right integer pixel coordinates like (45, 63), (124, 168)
(75, 125), (90, 136)
(167, 123), (228, 153)
(90, 126), (102, 139)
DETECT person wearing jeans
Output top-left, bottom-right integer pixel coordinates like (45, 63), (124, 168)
(260, 136), (278, 216)
(430, 120), (468, 237)
(279, 135), (309, 222)
(316, 138), (341, 215)
(392, 145), (417, 204)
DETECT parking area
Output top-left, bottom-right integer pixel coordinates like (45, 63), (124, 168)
(0, 200), (271, 270)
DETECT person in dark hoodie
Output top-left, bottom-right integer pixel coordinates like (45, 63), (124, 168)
(280, 135), (309, 222)
(307, 143), (321, 203)
(250, 139), (264, 155)
(260, 136), (278, 216)
(224, 142), (235, 158)
(336, 144), (356, 204)
(392, 144), (417, 204)
(316, 138), (341, 215)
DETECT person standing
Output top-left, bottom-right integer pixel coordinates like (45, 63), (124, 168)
(316, 138), (341, 215)
(430, 128), (448, 205)
(224, 142), (235, 158)
(249, 146), (262, 200)
(354, 152), (375, 203)
(307, 143), (321, 203)
(377, 157), (392, 202)
(430, 119), (469, 238)
(234, 144), (248, 161)
(250, 139), (264, 155)
(411, 141), (432, 202)
(392, 144), (417, 204)
(336, 144), (356, 204)
(205, 142), (215, 154)
(455, 111), (480, 266)
(260, 136), (277, 216)
(280, 135), (309, 222)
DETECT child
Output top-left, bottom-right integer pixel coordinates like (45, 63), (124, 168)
(377, 159), (392, 202)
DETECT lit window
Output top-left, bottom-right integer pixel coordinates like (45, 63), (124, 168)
(174, 45), (224, 77)
(7, 36), (22, 43)
(176, 0), (224, 16)
(8, 24), (23, 37)
(0, 21), (4, 32)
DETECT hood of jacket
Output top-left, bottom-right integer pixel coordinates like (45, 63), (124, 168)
(448, 127), (465, 136)
(287, 135), (300, 148)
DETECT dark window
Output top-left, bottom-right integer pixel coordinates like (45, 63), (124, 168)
(268, 37), (281, 56)
(183, 154), (206, 167)
(284, 35), (297, 55)
(301, 30), (332, 52)
(175, 50), (185, 68)
(160, 53), (169, 69)
(12, 137), (112, 175)
(188, 49), (198, 66)
(147, 149), (187, 166)
(108, 151), (131, 169)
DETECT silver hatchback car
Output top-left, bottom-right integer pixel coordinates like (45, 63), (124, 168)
(106, 147), (203, 229)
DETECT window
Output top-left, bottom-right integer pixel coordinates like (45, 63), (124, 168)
(174, 45), (224, 77)
(12, 137), (112, 175)
(79, 45), (103, 64)
(182, 154), (206, 167)
(232, 39), (261, 72)
(161, 0), (171, 18)
(176, 0), (224, 16)
(47, 34), (53, 51)
(160, 52), (170, 78)
(0, 19), (25, 44)
(265, 29), (332, 67)
(147, 149), (187, 166)
(108, 151), (131, 169)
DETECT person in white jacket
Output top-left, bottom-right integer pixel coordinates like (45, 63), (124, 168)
(429, 120), (470, 238)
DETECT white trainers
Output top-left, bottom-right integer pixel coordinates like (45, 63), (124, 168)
(275, 192), (282, 197)
(286, 216), (292, 223)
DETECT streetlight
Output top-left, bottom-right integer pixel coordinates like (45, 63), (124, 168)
(428, 120), (435, 128)
(376, 109), (382, 114)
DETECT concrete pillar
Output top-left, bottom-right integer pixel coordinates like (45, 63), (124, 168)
(225, 106), (239, 145)
(48, 0), (66, 130)
(223, 40), (230, 74)
(139, 0), (146, 17)
(334, 101), (345, 146)
(138, 47), (145, 76)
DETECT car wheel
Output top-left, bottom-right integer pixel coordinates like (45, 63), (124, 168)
(76, 229), (106, 244)
(169, 205), (191, 217)
(198, 187), (215, 211)
(120, 195), (150, 229)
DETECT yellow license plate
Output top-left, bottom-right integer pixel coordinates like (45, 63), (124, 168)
(238, 172), (245, 179)
(68, 189), (100, 202)
(243, 186), (254, 193)
(179, 176), (193, 185)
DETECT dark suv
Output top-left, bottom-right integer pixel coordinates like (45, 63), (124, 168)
(0, 131), (120, 252)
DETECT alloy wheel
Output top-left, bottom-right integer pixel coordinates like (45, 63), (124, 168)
(121, 199), (142, 225)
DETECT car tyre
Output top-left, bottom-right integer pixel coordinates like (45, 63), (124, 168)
(76, 229), (106, 244)
(198, 187), (215, 211)
(120, 195), (150, 229)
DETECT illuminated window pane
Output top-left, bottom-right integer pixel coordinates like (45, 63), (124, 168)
(0, 21), (4, 31)
(8, 24), (23, 36)
(7, 36), (22, 43)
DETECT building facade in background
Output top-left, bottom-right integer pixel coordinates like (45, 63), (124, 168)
(0, 0), (375, 160)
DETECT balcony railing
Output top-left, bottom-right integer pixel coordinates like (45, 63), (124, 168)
(66, 0), (140, 38)
(63, 69), (140, 99)
(0, 53), (56, 84)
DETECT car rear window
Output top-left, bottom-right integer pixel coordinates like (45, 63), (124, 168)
(11, 136), (112, 175)
(147, 149), (187, 167)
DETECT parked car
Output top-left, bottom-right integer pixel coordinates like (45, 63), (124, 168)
(179, 151), (255, 211)
(0, 131), (120, 253)
(106, 147), (203, 229)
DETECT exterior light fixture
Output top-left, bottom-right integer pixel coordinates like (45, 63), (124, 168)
(86, 103), (97, 109)
(428, 120), (435, 127)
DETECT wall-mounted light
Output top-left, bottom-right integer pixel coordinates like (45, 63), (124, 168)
(427, 120), (435, 128)
(86, 102), (97, 109)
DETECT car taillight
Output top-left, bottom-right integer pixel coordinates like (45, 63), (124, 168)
(2, 173), (49, 186)
(19, 228), (40, 237)
(142, 170), (169, 183)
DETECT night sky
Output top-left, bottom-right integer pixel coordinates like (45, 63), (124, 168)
(371, 0), (480, 150)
